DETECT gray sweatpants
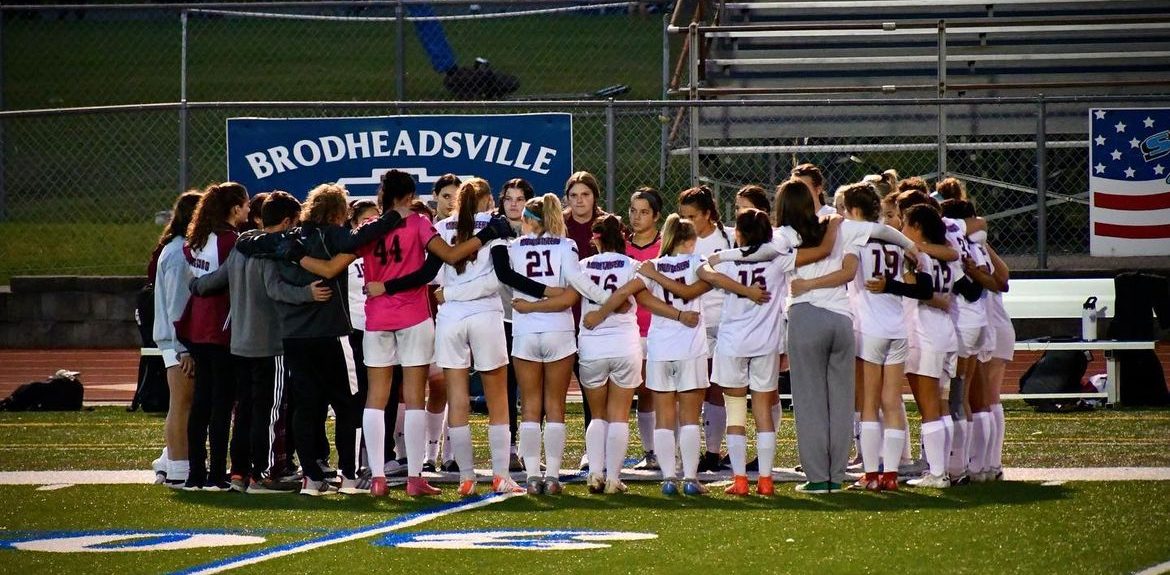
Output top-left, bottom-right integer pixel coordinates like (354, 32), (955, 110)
(787, 303), (856, 484)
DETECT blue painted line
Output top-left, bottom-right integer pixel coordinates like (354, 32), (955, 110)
(168, 492), (515, 575)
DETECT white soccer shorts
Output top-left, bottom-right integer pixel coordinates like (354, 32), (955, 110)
(906, 346), (956, 381)
(711, 352), (779, 392)
(363, 319), (435, 368)
(435, 311), (508, 371)
(511, 331), (577, 363)
(859, 335), (909, 366)
(579, 355), (643, 390)
(958, 325), (989, 359)
(646, 356), (710, 393)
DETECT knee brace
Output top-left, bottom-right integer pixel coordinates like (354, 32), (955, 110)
(723, 393), (748, 428)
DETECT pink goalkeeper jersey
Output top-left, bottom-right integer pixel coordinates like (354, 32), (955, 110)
(358, 213), (437, 331)
(625, 233), (661, 337)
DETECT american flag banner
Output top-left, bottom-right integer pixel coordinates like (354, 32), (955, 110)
(1089, 108), (1170, 257)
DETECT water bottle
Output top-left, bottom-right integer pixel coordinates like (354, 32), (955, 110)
(1082, 296), (1098, 341)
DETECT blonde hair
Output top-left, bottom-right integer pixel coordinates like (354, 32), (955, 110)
(659, 213), (697, 257)
(936, 176), (969, 202)
(300, 183), (349, 225)
(523, 193), (567, 237)
(453, 178), (493, 274)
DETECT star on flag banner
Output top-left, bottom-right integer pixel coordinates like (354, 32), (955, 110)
(1089, 108), (1170, 257)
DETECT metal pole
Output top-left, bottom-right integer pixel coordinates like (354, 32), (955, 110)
(688, 22), (700, 187)
(659, 12), (669, 190)
(179, 9), (189, 195)
(936, 19), (948, 178)
(0, 8), (7, 221)
(395, 1), (405, 100)
(1036, 94), (1048, 269)
(605, 98), (616, 213)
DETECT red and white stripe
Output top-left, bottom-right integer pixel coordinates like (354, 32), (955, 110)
(1090, 176), (1170, 256)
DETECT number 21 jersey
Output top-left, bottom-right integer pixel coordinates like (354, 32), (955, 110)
(507, 234), (581, 336)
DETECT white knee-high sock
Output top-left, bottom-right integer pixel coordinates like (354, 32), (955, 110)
(860, 421), (882, 473)
(900, 403), (913, 461)
(488, 424), (510, 478)
(757, 431), (776, 478)
(518, 422), (541, 478)
(882, 429), (907, 474)
(727, 434), (747, 476)
(393, 403), (406, 460)
(654, 429), (677, 480)
(605, 422), (629, 483)
(969, 412), (990, 473)
(363, 408), (386, 477)
(940, 415), (954, 472)
(679, 424), (701, 480)
(853, 411), (862, 458)
(585, 419), (608, 476)
(544, 422), (566, 480)
(990, 403), (1005, 469)
(637, 411), (656, 453)
(702, 403), (726, 454)
(168, 459), (190, 482)
(404, 409), (426, 477)
(948, 418), (969, 476)
(447, 425), (474, 481)
(425, 408), (445, 463)
(921, 420), (947, 477)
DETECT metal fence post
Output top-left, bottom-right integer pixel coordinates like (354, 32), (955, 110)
(605, 98), (616, 213)
(179, 9), (189, 195)
(0, 8), (7, 221)
(688, 22), (700, 187)
(936, 19), (948, 179)
(659, 13), (669, 190)
(395, 1), (405, 100)
(1036, 94), (1048, 269)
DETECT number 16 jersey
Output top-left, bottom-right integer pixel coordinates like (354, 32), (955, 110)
(357, 212), (437, 331)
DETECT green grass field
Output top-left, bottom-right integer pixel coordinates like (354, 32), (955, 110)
(2, 404), (1170, 574)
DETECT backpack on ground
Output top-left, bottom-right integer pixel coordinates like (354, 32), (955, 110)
(1018, 339), (1091, 412)
(131, 282), (169, 413)
(0, 370), (84, 411)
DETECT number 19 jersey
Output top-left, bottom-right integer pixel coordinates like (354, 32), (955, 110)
(357, 213), (436, 331)
(642, 253), (708, 362)
(507, 234), (581, 336)
(853, 239), (908, 339)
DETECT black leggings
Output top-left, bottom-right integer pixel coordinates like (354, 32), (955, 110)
(504, 321), (520, 440)
(187, 343), (236, 486)
(349, 330), (400, 468)
(284, 337), (358, 481)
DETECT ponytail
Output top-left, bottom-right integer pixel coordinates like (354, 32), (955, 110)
(541, 193), (566, 237)
(157, 190), (203, 251)
(734, 208), (773, 246)
(659, 213), (697, 257)
(591, 214), (626, 255)
(187, 181), (248, 251)
(454, 178), (491, 274)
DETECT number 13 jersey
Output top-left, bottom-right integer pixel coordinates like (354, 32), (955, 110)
(642, 253), (708, 362)
(507, 233), (581, 336)
(357, 212), (437, 331)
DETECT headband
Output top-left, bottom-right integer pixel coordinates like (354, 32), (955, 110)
(523, 208), (543, 221)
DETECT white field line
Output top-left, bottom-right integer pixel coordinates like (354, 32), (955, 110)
(2, 467), (1170, 486)
(1135, 560), (1170, 575)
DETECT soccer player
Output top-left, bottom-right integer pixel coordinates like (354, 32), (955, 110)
(151, 190), (202, 488)
(624, 187), (663, 471)
(178, 182), (249, 490)
(497, 178), (536, 471)
(964, 241), (1012, 482)
(431, 173), (460, 222)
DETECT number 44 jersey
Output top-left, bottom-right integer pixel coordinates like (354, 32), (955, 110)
(507, 233), (581, 336)
(357, 212), (437, 332)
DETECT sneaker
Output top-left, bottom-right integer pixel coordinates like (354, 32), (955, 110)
(878, 472), (899, 492)
(384, 458), (408, 478)
(300, 477), (329, 496)
(441, 460), (460, 473)
(508, 452), (524, 472)
(855, 472), (880, 492)
(317, 459), (338, 479)
(457, 478), (477, 497)
(370, 477), (388, 497)
(229, 474), (248, 493)
(545, 478), (563, 495)
(253, 477), (297, 494)
(724, 475), (750, 496)
(898, 459), (927, 476)
(682, 479), (708, 495)
(526, 476), (545, 495)
(661, 479), (680, 496)
(604, 479), (628, 494)
(757, 476), (775, 496)
(795, 481), (831, 494)
(745, 457), (760, 472)
(586, 473), (606, 494)
(633, 451), (660, 471)
(492, 475), (525, 494)
(949, 473), (971, 486)
(578, 454), (589, 471)
(181, 476), (203, 491)
(907, 472), (951, 488)
(846, 455), (864, 473)
(339, 475), (371, 495)
(422, 460), (437, 473)
(827, 482), (843, 492)
(204, 479), (230, 492)
(165, 478), (187, 490)
(697, 452), (723, 473)
(151, 456), (167, 485)
(406, 477), (442, 496)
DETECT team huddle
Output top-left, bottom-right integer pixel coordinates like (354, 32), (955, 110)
(147, 162), (1013, 497)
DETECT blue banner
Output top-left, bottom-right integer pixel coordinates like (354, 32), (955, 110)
(226, 113), (573, 200)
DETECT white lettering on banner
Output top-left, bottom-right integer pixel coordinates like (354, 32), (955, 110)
(242, 129), (562, 179)
(372, 131), (392, 157)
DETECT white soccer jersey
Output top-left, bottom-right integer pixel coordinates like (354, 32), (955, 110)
(788, 219), (873, 319)
(956, 238), (992, 330)
(713, 253), (795, 358)
(643, 253), (708, 362)
(694, 226), (736, 329)
(347, 258), (367, 332)
(435, 213), (504, 322)
(909, 252), (958, 353)
(853, 239), (908, 339)
(507, 233), (580, 336)
(186, 231), (224, 278)
(570, 252), (641, 360)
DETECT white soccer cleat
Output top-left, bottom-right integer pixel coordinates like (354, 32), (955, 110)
(907, 472), (951, 488)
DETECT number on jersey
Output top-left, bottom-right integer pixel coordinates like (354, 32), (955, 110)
(525, 250), (554, 278)
(590, 274), (619, 293)
(735, 267), (766, 297)
(869, 245), (901, 278)
(373, 236), (403, 265)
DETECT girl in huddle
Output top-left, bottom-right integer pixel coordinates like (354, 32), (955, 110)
(179, 182), (249, 490)
(504, 194), (582, 495)
(624, 187), (664, 471)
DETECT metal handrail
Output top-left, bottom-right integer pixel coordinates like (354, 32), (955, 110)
(670, 13), (1170, 33)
